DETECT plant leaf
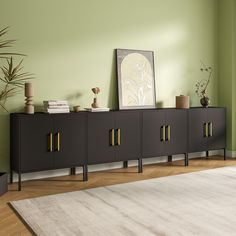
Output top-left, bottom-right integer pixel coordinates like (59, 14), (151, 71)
(0, 26), (9, 37)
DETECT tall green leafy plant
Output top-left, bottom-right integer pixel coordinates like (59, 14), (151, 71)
(0, 27), (34, 112)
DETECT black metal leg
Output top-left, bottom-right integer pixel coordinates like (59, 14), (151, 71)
(168, 155), (172, 162)
(138, 158), (143, 173)
(70, 167), (76, 175)
(10, 169), (13, 184)
(185, 154), (189, 166)
(206, 150), (209, 158)
(224, 148), (226, 160)
(83, 165), (88, 181)
(18, 172), (21, 191)
(123, 160), (128, 168)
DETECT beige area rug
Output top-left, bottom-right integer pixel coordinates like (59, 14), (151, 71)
(10, 166), (236, 236)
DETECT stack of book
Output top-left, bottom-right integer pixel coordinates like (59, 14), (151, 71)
(43, 100), (70, 113)
(85, 107), (110, 112)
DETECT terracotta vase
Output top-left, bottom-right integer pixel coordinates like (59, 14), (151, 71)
(176, 95), (189, 109)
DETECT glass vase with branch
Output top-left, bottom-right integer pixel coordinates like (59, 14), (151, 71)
(195, 61), (212, 107)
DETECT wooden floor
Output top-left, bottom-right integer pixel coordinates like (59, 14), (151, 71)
(0, 156), (235, 235)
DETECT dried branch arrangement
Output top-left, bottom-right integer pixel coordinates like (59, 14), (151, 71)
(91, 87), (101, 96)
(195, 61), (213, 98)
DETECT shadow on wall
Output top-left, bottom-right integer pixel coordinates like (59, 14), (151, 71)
(66, 92), (83, 103)
(9, 107), (24, 113)
(108, 50), (118, 110)
(156, 101), (164, 108)
(0, 114), (10, 172)
(65, 92), (84, 109)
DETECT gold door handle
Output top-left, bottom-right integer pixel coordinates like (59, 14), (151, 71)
(57, 132), (60, 151)
(117, 128), (121, 146)
(161, 125), (165, 141)
(208, 122), (213, 137)
(166, 125), (171, 141)
(49, 133), (53, 152)
(111, 129), (115, 146)
(204, 123), (208, 137)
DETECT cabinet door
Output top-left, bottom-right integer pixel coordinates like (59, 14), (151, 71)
(53, 113), (87, 169)
(165, 109), (187, 155)
(20, 115), (53, 172)
(115, 111), (141, 161)
(142, 110), (166, 157)
(88, 113), (116, 164)
(207, 108), (226, 150)
(188, 109), (208, 152)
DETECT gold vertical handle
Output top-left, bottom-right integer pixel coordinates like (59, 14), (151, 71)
(161, 126), (165, 141)
(167, 125), (171, 141)
(111, 129), (115, 146)
(57, 132), (60, 151)
(204, 123), (208, 137)
(117, 128), (121, 146)
(208, 122), (213, 137)
(163, 125), (166, 141)
(49, 133), (53, 152)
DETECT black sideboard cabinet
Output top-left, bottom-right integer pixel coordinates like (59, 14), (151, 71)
(188, 108), (226, 156)
(88, 111), (142, 171)
(143, 109), (188, 165)
(10, 107), (226, 190)
(10, 112), (87, 190)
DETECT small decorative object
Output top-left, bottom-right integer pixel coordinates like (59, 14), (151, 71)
(195, 61), (212, 107)
(116, 49), (156, 110)
(176, 95), (189, 109)
(0, 172), (7, 196)
(73, 105), (81, 112)
(25, 83), (34, 114)
(91, 87), (100, 108)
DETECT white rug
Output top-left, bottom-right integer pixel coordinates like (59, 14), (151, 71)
(11, 166), (236, 236)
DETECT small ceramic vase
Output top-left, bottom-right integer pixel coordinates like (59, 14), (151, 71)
(200, 96), (210, 107)
(25, 83), (34, 114)
(73, 105), (81, 112)
(91, 98), (99, 108)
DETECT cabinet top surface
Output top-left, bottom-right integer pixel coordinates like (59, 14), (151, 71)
(10, 107), (226, 116)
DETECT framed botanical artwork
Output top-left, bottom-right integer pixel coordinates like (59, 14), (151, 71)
(116, 49), (156, 110)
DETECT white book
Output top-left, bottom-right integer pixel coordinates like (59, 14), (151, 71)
(85, 108), (110, 112)
(44, 100), (68, 103)
(46, 108), (70, 113)
(43, 100), (68, 106)
(46, 105), (70, 109)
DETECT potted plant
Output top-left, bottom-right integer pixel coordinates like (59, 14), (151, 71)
(0, 27), (34, 195)
(0, 26), (34, 113)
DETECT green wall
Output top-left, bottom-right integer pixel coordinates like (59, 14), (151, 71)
(218, 0), (236, 150)
(0, 0), (218, 171)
